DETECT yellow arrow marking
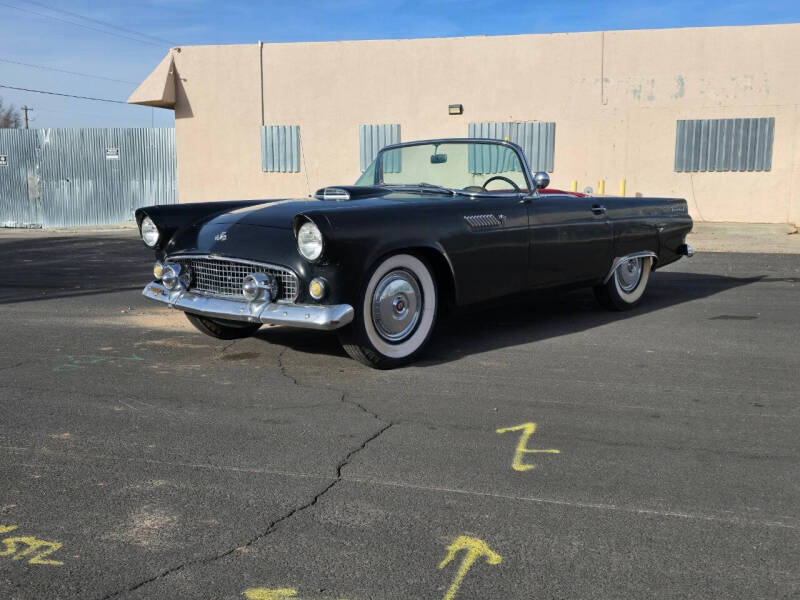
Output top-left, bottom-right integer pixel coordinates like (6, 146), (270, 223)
(0, 525), (18, 535)
(496, 422), (560, 471)
(438, 535), (502, 600)
(243, 588), (298, 600)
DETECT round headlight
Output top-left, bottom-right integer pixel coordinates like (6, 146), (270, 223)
(297, 221), (323, 261)
(140, 216), (160, 247)
(161, 264), (181, 290)
(153, 261), (164, 280)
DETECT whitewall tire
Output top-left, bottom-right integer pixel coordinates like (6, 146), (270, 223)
(339, 253), (438, 368)
(594, 256), (653, 310)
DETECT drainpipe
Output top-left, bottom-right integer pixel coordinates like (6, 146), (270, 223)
(258, 40), (264, 126)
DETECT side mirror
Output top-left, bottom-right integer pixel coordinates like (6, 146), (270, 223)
(533, 172), (550, 190)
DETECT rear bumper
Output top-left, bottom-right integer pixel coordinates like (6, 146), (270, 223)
(142, 282), (354, 331)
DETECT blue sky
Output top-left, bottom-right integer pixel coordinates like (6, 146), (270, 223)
(1, 0), (798, 128)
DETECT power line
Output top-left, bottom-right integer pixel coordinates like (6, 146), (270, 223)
(0, 58), (138, 85)
(0, 1), (165, 48)
(23, 0), (176, 46)
(0, 84), (129, 104)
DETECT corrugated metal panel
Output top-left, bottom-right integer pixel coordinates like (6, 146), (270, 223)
(261, 125), (300, 172)
(468, 121), (556, 172)
(674, 118), (774, 172)
(359, 123), (401, 172)
(0, 128), (176, 228)
(0, 129), (41, 227)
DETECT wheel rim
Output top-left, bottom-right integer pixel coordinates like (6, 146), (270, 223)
(616, 258), (643, 292)
(371, 269), (423, 342)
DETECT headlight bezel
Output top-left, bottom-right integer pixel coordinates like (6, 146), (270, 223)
(140, 216), (160, 248)
(297, 220), (324, 261)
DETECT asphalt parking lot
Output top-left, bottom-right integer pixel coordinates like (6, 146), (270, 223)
(1, 230), (798, 600)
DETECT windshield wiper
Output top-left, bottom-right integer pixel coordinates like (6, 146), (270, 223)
(384, 182), (461, 196)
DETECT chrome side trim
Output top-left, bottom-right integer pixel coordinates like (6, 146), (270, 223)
(603, 252), (658, 284)
(142, 282), (354, 331)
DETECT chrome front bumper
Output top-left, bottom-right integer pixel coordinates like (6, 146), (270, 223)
(142, 282), (354, 331)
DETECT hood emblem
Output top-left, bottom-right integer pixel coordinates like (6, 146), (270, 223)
(214, 231), (227, 242)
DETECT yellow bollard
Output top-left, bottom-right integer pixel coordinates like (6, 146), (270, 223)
(570, 180), (577, 192)
(598, 179), (605, 195)
(619, 178), (626, 197)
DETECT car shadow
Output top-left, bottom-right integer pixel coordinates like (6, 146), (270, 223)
(254, 271), (762, 367)
(0, 233), (152, 304)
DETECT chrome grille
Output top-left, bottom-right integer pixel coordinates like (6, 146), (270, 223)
(171, 256), (298, 302)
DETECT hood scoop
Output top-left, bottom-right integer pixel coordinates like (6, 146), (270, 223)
(314, 185), (390, 201)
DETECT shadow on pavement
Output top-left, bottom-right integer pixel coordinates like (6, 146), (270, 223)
(0, 234), (151, 304)
(0, 232), (761, 365)
(255, 271), (762, 366)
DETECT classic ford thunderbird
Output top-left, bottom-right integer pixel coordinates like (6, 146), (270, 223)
(137, 138), (693, 368)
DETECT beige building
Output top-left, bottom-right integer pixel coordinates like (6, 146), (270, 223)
(129, 23), (800, 225)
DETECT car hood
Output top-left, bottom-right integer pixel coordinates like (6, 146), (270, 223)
(199, 187), (449, 230)
(204, 198), (320, 229)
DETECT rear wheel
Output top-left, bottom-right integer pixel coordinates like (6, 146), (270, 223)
(185, 312), (261, 340)
(594, 256), (653, 310)
(339, 253), (437, 369)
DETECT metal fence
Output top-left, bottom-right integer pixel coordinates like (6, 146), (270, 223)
(0, 128), (176, 228)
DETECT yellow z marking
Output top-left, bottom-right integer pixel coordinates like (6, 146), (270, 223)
(0, 536), (64, 566)
(496, 422), (560, 471)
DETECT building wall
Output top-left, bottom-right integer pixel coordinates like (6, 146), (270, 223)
(163, 24), (800, 224)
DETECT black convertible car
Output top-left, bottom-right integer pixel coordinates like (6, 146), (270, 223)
(137, 138), (693, 368)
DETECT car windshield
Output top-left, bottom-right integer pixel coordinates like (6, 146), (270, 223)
(354, 141), (530, 194)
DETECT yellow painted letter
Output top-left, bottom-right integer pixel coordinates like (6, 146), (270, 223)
(496, 422), (560, 471)
(438, 535), (502, 600)
(243, 588), (298, 600)
(1, 536), (63, 565)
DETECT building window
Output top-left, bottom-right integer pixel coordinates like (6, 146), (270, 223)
(359, 124), (401, 172)
(468, 121), (556, 173)
(261, 125), (300, 172)
(674, 118), (774, 173)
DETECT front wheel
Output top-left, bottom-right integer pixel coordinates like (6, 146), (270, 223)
(339, 253), (438, 369)
(594, 256), (653, 310)
(185, 312), (262, 340)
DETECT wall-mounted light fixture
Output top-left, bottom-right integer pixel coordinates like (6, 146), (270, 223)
(448, 104), (463, 115)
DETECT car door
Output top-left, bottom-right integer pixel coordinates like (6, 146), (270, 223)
(529, 194), (613, 288)
(448, 194), (530, 305)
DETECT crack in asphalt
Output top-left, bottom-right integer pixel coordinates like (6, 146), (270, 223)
(276, 346), (299, 386)
(96, 366), (393, 600)
(213, 339), (240, 360)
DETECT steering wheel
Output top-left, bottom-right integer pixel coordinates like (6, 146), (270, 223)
(482, 175), (520, 192)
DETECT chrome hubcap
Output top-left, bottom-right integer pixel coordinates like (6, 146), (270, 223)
(372, 269), (422, 342)
(616, 258), (643, 292)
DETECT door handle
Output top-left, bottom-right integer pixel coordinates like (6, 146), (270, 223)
(591, 204), (607, 215)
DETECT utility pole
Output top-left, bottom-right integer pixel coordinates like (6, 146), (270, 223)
(22, 105), (33, 129)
